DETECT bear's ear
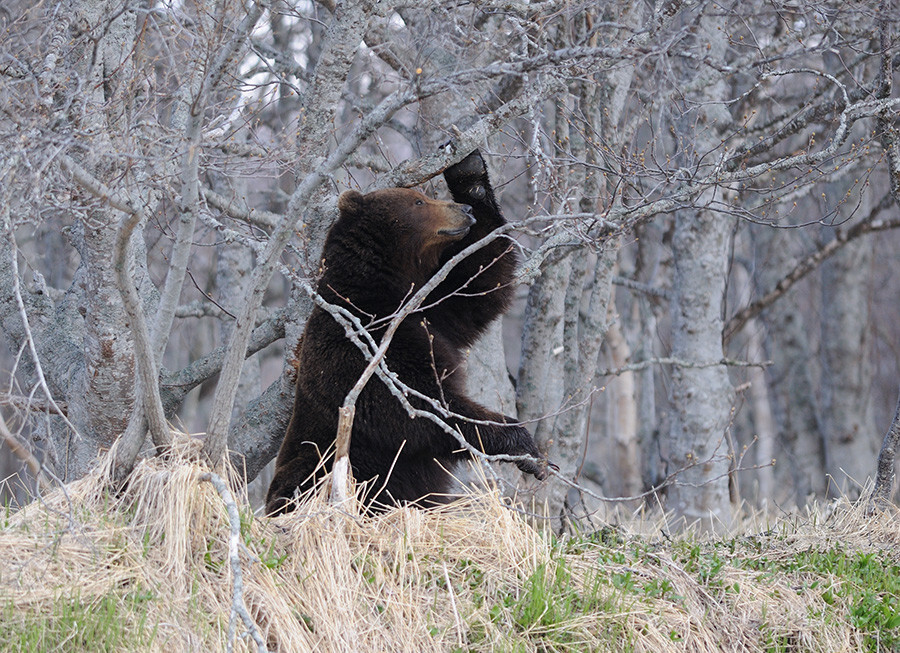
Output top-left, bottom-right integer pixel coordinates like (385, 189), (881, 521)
(337, 190), (365, 216)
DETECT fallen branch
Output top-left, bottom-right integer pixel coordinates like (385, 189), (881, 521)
(197, 471), (267, 653)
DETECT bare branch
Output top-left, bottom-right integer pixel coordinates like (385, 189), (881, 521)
(717, 95), (900, 185)
(202, 187), (279, 230)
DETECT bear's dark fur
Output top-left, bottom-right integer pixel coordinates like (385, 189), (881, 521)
(265, 150), (547, 514)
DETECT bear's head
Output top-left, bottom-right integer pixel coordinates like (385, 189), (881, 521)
(336, 188), (475, 276)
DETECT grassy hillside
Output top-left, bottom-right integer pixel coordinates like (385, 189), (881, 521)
(0, 445), (898, 652)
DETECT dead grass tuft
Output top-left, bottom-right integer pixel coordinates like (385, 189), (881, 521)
(0, 437), (897, 652)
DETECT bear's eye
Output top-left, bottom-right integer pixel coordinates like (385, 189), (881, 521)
(415, 199), (424, 206)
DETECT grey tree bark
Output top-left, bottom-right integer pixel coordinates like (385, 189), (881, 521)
(869, 389), (900, 510)
(665, 11), (736, 532)
(819, 233), (879, 498)
(52, 0), (140, 479)
(667, 199), (736, 531)
(818, 158), (879, 498)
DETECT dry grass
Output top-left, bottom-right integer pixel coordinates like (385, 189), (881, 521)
(0, 439), (898, 652)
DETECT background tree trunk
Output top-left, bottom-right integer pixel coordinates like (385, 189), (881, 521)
(750, 224), (827, 506)
(664, 10), (736, 532)
(667, 200), (736, 531)
(870, 389), (900, 510)
(819, 234), (879, 498)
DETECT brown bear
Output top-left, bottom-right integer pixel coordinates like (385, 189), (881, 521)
(265, 150), (548, 514)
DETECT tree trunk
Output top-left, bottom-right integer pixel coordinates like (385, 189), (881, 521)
(819, 233), (878, 498)
(750, 224), (827, 506)
(516, 254), (570, 439)
(67, 212), (136, 478)
(745, 319), (776, 504)
(62, 0), (140, 478)
(603, 316), (642, 499)
(667, 201), (735, 532)
(665, 9), (736, 532)
(632, 223), (665, 496)
(869, 388), (900, 510)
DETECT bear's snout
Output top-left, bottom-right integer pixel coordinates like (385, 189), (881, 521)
(438, 204), (476, 238)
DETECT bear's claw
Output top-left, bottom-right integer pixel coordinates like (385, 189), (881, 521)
(515, 452), (556, 481)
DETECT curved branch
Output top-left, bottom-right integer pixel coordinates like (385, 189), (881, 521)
(160, 309), (287, 410)
(202, 186), (279, 230)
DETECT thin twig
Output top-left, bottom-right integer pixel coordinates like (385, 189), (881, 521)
(0, 411), (54, 493)
(597, 357), (771, 377)
(0, 392), (67, 416)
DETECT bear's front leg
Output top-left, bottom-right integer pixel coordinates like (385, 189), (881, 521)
(447, 396), (554, 481)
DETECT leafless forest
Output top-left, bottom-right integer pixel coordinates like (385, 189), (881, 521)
(1, 0), (898, 532)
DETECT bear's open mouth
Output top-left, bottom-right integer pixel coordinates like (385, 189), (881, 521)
(439, 226), (471, 237)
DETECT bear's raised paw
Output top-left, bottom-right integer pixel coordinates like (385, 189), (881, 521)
(445, 150), (488, 203)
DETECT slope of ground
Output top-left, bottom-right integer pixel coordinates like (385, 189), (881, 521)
(0, 443), (898, 652)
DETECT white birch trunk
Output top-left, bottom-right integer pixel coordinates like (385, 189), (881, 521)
(604, 317), (642, 499)
(746, 320), (776, 504)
